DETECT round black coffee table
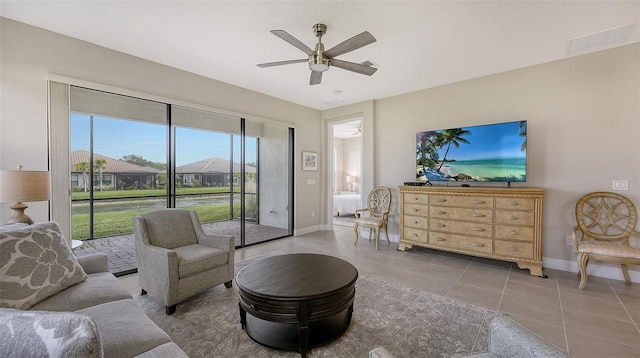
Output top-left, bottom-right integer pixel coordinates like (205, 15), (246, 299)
(236, 253), (358, 357)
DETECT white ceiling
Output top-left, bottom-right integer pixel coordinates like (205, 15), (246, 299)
(1, 1), (639, 110)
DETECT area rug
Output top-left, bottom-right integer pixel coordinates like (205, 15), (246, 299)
(134, 254), (499, 357)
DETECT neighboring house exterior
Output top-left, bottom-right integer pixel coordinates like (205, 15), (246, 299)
(71, 150), (160, 190)
(176, 157), (256, 187)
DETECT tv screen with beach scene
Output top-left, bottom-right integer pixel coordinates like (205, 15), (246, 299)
(416, 120), (527, 183)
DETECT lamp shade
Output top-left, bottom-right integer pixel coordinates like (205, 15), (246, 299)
(0, 170), (51, 203)
(346, 176), (354, 183)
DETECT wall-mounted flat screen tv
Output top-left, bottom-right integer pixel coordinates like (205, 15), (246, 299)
(416, 120), (527, 183)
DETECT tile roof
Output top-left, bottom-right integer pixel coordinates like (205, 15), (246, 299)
(176, 157), (256, 174)
(70, 150), (160, 174)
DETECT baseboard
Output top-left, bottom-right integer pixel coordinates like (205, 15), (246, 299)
(294, 224), (322, 237)
(543, 257), (640, 282)
(321, 225), (639, 282)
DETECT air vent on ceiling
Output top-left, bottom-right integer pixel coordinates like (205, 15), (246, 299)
(566, 23), (636, 56)
(322, 98), (347, 107)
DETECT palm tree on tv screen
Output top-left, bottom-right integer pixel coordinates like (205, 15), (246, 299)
(518, 121), (527, 152)
(436, 128), (471, 172)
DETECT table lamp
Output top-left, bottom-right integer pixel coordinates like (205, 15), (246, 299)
(0, 166), (50, 224)
(346, 175), (354, 192)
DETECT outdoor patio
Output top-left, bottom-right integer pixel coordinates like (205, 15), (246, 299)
(72, 220), (290, 275)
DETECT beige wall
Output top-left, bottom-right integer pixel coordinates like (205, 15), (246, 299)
(2, 17), (639, 279)
(371, 43), (640, 278)
(0, 18), (321, 232)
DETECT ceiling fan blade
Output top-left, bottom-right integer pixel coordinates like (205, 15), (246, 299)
(324, 31), (376, 58)
(330, 59), (377, 76)
(257, 59), (307, 68)
(310, 71), (323, 85)
(270, 30), (315, 56)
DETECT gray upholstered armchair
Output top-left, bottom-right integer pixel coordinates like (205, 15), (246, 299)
(133, 209), (235, 315)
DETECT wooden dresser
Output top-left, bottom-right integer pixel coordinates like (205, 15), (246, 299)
(399, 186), (544, 276)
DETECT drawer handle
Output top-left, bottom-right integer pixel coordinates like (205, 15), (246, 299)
(472, 242), (485, 247)
(413, 233), (419, 237)
(511, 202), (519, 206)
(472, 227), (485, 232)
(435, 237), (446, 242)
(413, 220), (419, 224)
(510, 231), (518, 235)
(473, 200), (485, 204)
(413, 197), (420, 201)
(473, 213), (485, 218)
(436, 210), (446, 215)
(436, 223), (446, 227)
(414, 208), (420, 212)
(436, 198), (446, 202)
(510, 247), (518, 252)
(511, 216), (519, 220)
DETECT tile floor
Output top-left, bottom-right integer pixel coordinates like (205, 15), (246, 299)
(120, 224), (640, 357)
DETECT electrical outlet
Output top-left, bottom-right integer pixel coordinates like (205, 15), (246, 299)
(566, 235), (573, 245)
(311, 211), (316, 218)
(612, 179), (628, 191)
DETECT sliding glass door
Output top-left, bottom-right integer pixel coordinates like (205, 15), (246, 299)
(70, 87), (168, 243)
(69, 86), (293, 275)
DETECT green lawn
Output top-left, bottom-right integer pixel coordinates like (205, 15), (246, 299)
(72, 204), (241, 240)
(72, 187), (241, 200)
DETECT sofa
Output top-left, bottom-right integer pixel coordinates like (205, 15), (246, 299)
(369, 315), (569, 358)
(0, 222), (187, 358)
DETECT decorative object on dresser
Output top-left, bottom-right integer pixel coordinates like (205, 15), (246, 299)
(0, 165), (50, 224)
(572, 191), (640, 289)
(354, 186), (392, 250)
(399, 186), (545, 276)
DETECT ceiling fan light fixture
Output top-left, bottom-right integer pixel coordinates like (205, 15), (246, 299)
(309, 55), (330, 72)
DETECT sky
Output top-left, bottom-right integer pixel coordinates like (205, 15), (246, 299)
(71, 113), (257, 166)
(418, 120), (526, 161)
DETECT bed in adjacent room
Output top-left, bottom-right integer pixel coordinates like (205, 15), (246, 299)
(333, 193), (361, 216)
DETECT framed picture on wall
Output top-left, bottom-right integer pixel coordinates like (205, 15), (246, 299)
(302, 151), (318, 171)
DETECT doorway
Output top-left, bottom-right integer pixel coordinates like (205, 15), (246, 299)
(330, 118), (362, 227)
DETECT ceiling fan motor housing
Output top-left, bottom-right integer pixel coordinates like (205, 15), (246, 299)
(309, 24), (329, 72)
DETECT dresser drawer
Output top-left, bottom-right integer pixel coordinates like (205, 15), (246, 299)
(404, 203), (429, 216)
(495, 211), (535, 226)
(403, 227), (428, 243)
(429, 218), (493, 237)
(495, 197), (535, 211)
(430, 206), (493, 223)
(428, 232), (493, 254)
(495, 225), (534, 241)
(403, 193), (429, 205)
(404, 215), (428, 229)
(494, 240), (533, 259)
(430, 195), (493, 208)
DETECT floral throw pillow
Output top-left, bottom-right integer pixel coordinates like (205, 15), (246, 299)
(0, 308), (103, 358)
(0, 222), (87, 310)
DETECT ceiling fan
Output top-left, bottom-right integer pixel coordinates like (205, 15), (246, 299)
(257, 23), (377, 85)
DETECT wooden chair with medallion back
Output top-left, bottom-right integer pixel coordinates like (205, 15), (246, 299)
(354, 186), (392, 250)
(572, 192), (640, 289)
